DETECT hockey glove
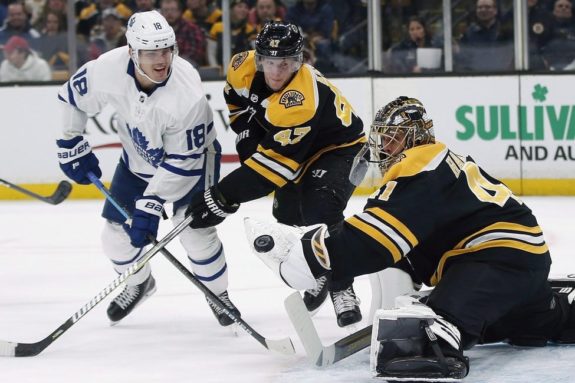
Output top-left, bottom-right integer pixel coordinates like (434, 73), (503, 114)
(186, 185), (239, 229)
(57, 136), (102, 185)
(126, 196), (165, 248)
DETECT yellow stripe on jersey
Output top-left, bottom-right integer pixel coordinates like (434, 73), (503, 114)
(381, 142), (448, 184)
(347, 216), (402, 263)
(244, 158), (288, 187)
(365, 207), (418, 247)
(430, 223), (548, 285)
(453, 222), (544, 250)
(265, 65), (318, 127)
(256, 145), (300, 171)
(430, 239), (549, 285)
(293, 136), (367, 183)
(227, 105), (244, 124)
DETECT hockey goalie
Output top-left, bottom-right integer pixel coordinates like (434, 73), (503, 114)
(244, 96), (575, 381)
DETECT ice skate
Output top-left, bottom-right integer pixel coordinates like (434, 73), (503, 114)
(107, 274), (156, 325)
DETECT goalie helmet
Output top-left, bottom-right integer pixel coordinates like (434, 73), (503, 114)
(369, 96), (434, 174)
(255, 21), (304, 73)
(125, 10), (178, 84)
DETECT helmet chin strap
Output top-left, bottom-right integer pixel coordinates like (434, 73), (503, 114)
(131, 49), (175, 85)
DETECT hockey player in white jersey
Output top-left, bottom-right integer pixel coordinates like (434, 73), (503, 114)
(55, 10), (240, 326)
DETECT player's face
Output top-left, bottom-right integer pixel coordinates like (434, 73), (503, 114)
(260, 57), (299, 91)
(138, 47), (174, 83)
(382, 128), (407, 156)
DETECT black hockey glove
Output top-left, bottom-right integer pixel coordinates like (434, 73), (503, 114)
(186, 185), (239, 229)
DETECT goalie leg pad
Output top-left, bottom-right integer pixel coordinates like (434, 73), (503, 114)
(371, 302), (469, 381)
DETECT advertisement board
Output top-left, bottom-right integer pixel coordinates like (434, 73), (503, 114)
(0, 74), (574, 199)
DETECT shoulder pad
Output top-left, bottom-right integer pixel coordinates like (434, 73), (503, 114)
(226, 51), (256, 92)
(265, 65), (318, 127)
(381, 142), (448, 183)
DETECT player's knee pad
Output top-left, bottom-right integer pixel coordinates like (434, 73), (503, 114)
(173, 209), (228, 294)
(370, 300), (469, 381)
(101, 220), (150, 285)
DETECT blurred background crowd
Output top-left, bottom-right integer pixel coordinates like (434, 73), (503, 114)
(0, 0), (574, 82)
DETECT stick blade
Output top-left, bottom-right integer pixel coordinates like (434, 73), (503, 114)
(284, 292), (324, 364)
(49, 181), (73, 205)
(0, 341), (16, 357)
(265, 337), (296, 355)
(0, 341), (43, 357)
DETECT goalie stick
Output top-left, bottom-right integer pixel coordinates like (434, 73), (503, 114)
(0, 208), (193, 357)
(88, 172), (295, 356)
(0, 178), (72, 205)
(284, 292), (372, 366)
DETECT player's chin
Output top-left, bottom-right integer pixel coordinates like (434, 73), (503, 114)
(151, 68), (169, 82)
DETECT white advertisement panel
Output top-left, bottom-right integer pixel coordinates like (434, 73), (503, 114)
(1, 74), (574, 196)
(518, 75), (575, 179)
(373, 76), (522, 179)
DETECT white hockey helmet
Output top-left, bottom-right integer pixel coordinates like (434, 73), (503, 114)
(125, 10), (178, 83)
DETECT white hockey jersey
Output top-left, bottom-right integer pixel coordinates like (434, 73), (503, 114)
(57, 46), (216, 203)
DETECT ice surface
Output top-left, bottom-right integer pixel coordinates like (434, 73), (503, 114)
(1, 196), (574, 382)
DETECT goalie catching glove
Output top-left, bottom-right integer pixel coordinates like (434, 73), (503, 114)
(243, 217), (331, 290)
(56, 136), (102, 185)
(186, 185), (239, 229)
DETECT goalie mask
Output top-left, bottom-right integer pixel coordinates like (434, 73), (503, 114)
(125, 10), (178, 84)
(349, 97), (434, 185)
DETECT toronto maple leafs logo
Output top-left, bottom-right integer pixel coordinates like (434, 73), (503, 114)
(127, 124), (165, 167)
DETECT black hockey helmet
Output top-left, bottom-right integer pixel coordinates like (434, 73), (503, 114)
(255, 21), (304, 58)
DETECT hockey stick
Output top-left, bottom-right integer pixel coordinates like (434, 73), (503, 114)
(284, 292), (372, 366)
(0, 207), (193, 357)
(88, 172), (295, 355)
(0, 178), (72, 205)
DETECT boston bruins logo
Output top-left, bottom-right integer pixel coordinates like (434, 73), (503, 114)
(232, 52), (248, 70)
(279, 90), (305, 108)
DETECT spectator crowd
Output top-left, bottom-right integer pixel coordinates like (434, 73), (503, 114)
(0, 0), (575, 82)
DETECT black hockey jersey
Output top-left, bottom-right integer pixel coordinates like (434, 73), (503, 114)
(218, 51), (365, 203)
(327, 142), (550, 287)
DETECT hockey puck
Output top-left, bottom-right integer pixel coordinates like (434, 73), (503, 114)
(254, 235), (274, 253)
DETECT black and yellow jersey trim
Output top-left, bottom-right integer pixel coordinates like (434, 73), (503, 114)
(245, 136), (366, 187)
(382, 142), (448, 184)
(346, 207), (418, 264)
(430, 222), (548, 285)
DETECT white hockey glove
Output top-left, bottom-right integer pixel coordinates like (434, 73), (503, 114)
(243, 218), (329, 290)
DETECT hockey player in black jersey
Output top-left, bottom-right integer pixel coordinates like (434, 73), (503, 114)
(186, 21), (366, 327)
(244, 96), (575, 381)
